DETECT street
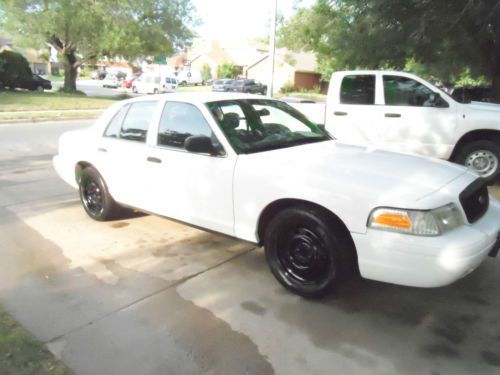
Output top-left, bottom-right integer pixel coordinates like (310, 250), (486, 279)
(52, 79), (135, 97)
(0, 119), (500, 375)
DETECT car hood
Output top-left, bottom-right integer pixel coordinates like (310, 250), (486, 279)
(240, 140), (469, 205)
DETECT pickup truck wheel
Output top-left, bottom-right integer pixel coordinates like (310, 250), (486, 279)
(79, 166), (120, 221)
(264, 206), (355, 298)
(456, 140), (500, 183)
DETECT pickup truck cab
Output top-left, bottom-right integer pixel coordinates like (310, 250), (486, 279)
(293, 71), (500, 182)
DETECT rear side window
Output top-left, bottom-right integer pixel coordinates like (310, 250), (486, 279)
(104, 101), (157, 142)
(340, 75), (375, 105)
(120, 101), (158, 142)
(158, 102), (216, 150)
(104, 104), (129, 138)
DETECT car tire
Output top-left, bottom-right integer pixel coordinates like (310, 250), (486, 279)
(132, 86), (137, 93)
(455, 140), (500, 184)
(79, 166), (121, 221)
(264, 205), (356, 298)
(153, 88), (158, 94)
(36, 85), (44, 92)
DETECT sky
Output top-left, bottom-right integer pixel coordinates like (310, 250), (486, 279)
(191, 0), (315, 40)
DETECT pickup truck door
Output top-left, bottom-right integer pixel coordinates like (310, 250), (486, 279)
(325, 73), (383, 146)
(142, 101), (236, 236)
(378, 74), (458, 159)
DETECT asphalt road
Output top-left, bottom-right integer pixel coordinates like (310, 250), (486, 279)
(1, 120), (500, 375)
(52, 79), (134, 97)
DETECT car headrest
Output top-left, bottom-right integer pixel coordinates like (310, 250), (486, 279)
(222, 112), (239, 130)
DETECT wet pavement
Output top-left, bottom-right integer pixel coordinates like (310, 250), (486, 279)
(0, 120), (499, 375)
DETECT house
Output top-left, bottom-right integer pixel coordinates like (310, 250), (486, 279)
(167, 38), (321, 93)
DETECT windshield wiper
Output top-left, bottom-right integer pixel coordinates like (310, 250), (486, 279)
(244, 136), (329, 154)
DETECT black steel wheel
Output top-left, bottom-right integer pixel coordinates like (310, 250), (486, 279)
(78, 166), (119, 221)
(264, 205), (356, 298)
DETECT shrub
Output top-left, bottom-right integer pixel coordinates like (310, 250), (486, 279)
(0, 50), (32, 88)
(281, 80), (294, 93)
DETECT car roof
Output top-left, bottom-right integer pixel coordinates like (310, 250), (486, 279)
(122, 92), (268, 105)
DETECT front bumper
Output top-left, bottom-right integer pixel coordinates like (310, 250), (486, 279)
(352, 199), (500, 287)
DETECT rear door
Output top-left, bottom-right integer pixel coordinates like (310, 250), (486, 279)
(325, 73), (383, 145)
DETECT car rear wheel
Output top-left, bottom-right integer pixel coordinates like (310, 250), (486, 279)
(153, 88), (158, 94)
(264, 205), (356, 298)
(79, 166), (121, 221)
(455, 140), (500, 183)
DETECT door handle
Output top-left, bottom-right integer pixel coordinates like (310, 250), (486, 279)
(385, 113), (401, 118)
(97, 147), (107, 153)
(334, 111), (348, 116)
(147, 156), (162, 164)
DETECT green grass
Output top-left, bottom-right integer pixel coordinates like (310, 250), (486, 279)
(0, 306), (73, 375)
(0, 91), (118, 112)
(275, 91), (326, 102)
(177, 85), (211, 93)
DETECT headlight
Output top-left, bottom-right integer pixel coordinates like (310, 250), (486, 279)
(367, 203), (464, 236)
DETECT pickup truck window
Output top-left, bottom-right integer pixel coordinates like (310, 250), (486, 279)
(340, 75), (375, 105)
(383, 75), (434, 107)
(158, 102), (217, 150)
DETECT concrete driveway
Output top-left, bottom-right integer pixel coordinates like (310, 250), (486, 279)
(0, 120), (499, 375)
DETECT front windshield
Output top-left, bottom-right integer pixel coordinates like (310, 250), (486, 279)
(206, 99), (331, 154)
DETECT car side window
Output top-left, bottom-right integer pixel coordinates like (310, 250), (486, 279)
(119, 101), (158, 142)
(340, 75), (375, 105)
(104, 104), (130, 138)
(383, 75), (434, 106)
(158, 102), (219, 152)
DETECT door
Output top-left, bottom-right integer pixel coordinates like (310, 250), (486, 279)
(144, 101), (236, 235)
(326, 74), (383, 146)
(378, 74), (457, 158)
(97, 100), (160, 206)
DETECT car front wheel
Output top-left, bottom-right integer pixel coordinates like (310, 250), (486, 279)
(79, 166), (120, 221)
(455, 140), (500, 183)
(264, 206), (356, 298)
(36, 85), (44, 92)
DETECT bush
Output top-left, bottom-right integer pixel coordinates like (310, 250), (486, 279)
(201, 64), (212, 82)
(281, 81), (294, 93)
(0, 50), (32, 88)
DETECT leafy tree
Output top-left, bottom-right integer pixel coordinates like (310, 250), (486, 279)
(0, 0), (196, 92)
(280, 0), (500, 99)
(201, 63), (212, 82)
(0, 50), (32, 88)
(217, 61), (237, 79)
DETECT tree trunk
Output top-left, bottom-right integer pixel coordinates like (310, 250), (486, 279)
(63, 51), (78, 92)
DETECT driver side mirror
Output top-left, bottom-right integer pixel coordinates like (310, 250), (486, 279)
(184, 135), (220, 156)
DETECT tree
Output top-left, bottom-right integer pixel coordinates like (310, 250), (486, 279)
(0, 0), (196, 92)
(280, 0), (500, 100)
(0, 50), (32, 88)
(217, 61), (237, 79)
(201, 63), (212, 82)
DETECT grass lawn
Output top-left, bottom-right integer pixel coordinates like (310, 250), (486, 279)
(0, 306), (73, 375)
(177, 85), (211, 93)
(0, 91), (118, 113)
(275, 91), (327, 102)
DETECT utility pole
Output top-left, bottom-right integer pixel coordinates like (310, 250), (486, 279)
(268, 0), (277, 98)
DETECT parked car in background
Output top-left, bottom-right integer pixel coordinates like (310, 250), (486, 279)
(102, 75), (120, 88)
(132, 72), (177, 94)
(20, 74), (52, 92)
(91, 70), (107, 80)
(53, 92), (500, 298)
(123, 74), (141, 89)
(212, 79), (234, 92)
(230, 79), (267, 95)
(450, 86), (497, 104)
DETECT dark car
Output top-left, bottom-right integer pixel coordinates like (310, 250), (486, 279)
(230, 79), (267, 95)
(20, 74), (52, 92)
(212, 78), (234, 92)
(450, 86), (497, 104)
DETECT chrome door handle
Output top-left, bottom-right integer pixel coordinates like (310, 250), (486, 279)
(97, 147), (107, 153)
(385, 113), (401, 118)
(334, 111), (348, 116)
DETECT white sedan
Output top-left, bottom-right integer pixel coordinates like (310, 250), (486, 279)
(53, 93), (500, 297)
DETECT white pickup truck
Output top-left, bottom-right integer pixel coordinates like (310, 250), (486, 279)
(289, 71), (500, 182)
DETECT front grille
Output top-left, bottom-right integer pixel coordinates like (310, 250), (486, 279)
(459, 179), (489, 223)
